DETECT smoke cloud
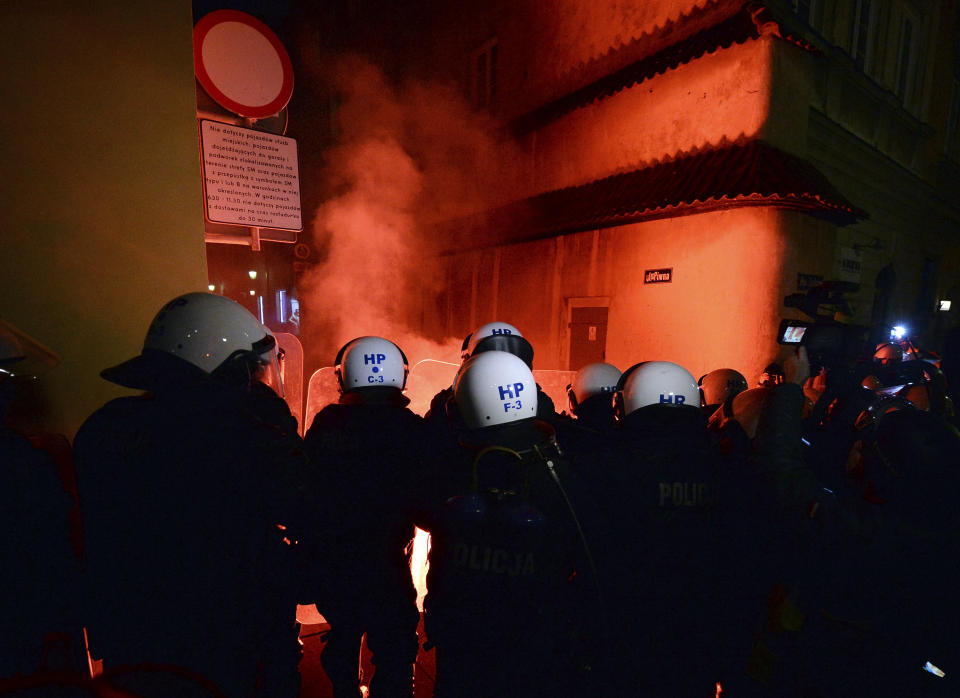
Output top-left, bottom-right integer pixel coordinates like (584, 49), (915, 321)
(300, 55), (517, 378)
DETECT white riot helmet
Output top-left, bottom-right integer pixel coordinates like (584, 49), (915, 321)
(102, 292), (283, 393)
(698, 368), (748, 408)
(463, 321), (534, 368)
(619, 361), (700, 417)
(335, 336), (409, 392)
(454, 351), (537, 429)
(567, 362), (621, 413)
(463, 321), (521, 358)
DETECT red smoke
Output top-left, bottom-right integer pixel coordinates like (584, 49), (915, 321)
(299, 55), (520, 373)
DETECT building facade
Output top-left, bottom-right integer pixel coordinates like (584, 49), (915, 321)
(406, 0), (960, 381)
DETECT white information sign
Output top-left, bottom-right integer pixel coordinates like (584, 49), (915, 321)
(200, 120), (302, 231)
(835, 246), (862, 284)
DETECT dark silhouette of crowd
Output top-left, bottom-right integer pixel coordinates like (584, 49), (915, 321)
(3, 294), (959, 698)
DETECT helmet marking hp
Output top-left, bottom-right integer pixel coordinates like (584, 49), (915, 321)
(567, 362), (621, 413)
(464, 321), (522, 359)
(454, 351), (537, 429)
(335, 336), (409, 392)
(618, 361), (699, 417)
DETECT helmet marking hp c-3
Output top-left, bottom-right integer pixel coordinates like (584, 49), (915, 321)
(335, 336), (409, 392)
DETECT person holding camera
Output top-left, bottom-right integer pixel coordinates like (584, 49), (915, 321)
(753, 346), (960, 696)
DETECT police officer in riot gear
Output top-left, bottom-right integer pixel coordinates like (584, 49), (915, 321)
(1, 325), (81, 679)
(425, 323), (525, 444)
(423, 350), (594, 698)
(589, 360), (726, 695)
(565, 362), (621, 431)
(426, 322), (556, 427)
(73, 292), (309, 698)
(303, 336), (423, 698)
(556, 362), (621, 459)
(699, 367), (749, 417)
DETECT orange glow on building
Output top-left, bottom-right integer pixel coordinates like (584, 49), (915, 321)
(528, 37), (775, 194)
(422, 206), (803, 392)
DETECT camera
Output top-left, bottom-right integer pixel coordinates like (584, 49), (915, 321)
(777, 319), (869, 373)
(778, 282), (870, 373)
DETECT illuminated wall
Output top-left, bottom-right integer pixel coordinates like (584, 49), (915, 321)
(491, 0), (743, 118)
(0, 2), (207, 438)
(523, 0), (708, 82)
(432, 206), (836, 384)
(420, 10), (832, 379)
(524, 37), (776, 194)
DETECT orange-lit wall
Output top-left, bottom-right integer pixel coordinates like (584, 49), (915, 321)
(430, 207), (836, 384)
(0, 3), (206, 438)
(523, 0), (710, 82)
(489, 0), (739, 118)
(522, 37), (775, 194)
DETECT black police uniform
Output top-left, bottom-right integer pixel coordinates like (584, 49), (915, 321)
(302, 386), (424, 698)
(554, 393), (618, 460)
(587, 403), (725, 696)
(1, 420), (79, 679)
(73, 352), (309, 698)
(422, 417), (592, 698)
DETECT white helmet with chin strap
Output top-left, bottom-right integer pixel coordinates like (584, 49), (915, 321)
(454, 351), (537, 429)
(567, 362), (621, 413)
(463, 321), (535, 368)
(336, 336), (409, 392)
(102, 292), (283, 394)
(464, 321), (522, 357)
(619, 361), (699, 417)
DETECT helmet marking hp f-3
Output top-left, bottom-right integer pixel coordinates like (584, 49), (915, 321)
(454, 351), (538, 429)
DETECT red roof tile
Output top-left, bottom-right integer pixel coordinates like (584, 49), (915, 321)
(438, 140), (867, 253)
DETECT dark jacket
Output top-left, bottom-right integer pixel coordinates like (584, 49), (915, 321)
(585, 404), (726, 695)
(1, 425), (79, 678)
(422, 418), (590, 697)
(754, 383), (960, 697)
(73, 365), (310, 696)
(302, 388), (426, 601)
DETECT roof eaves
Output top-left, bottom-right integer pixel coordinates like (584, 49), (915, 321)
(508, 2), (819, 136)
(434, 141), (866, 255)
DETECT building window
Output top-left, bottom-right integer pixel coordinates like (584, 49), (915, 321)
(945, 82), (960, 161)
(895, 14), (915, 102)
(946, 28), (960, 160)
(471, 39), (498, 110)
(850, 0), (873, 71)
(792, 0), (814, 25)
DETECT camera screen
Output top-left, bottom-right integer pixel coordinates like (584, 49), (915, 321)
(781, 325), (807, 344)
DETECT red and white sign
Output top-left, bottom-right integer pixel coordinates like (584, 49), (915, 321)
(193, 10), (294, 119)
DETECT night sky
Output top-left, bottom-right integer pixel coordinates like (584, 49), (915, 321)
(192, 0), (291, 29)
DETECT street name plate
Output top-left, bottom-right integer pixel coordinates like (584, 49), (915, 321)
(644, 268), (673, 284)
